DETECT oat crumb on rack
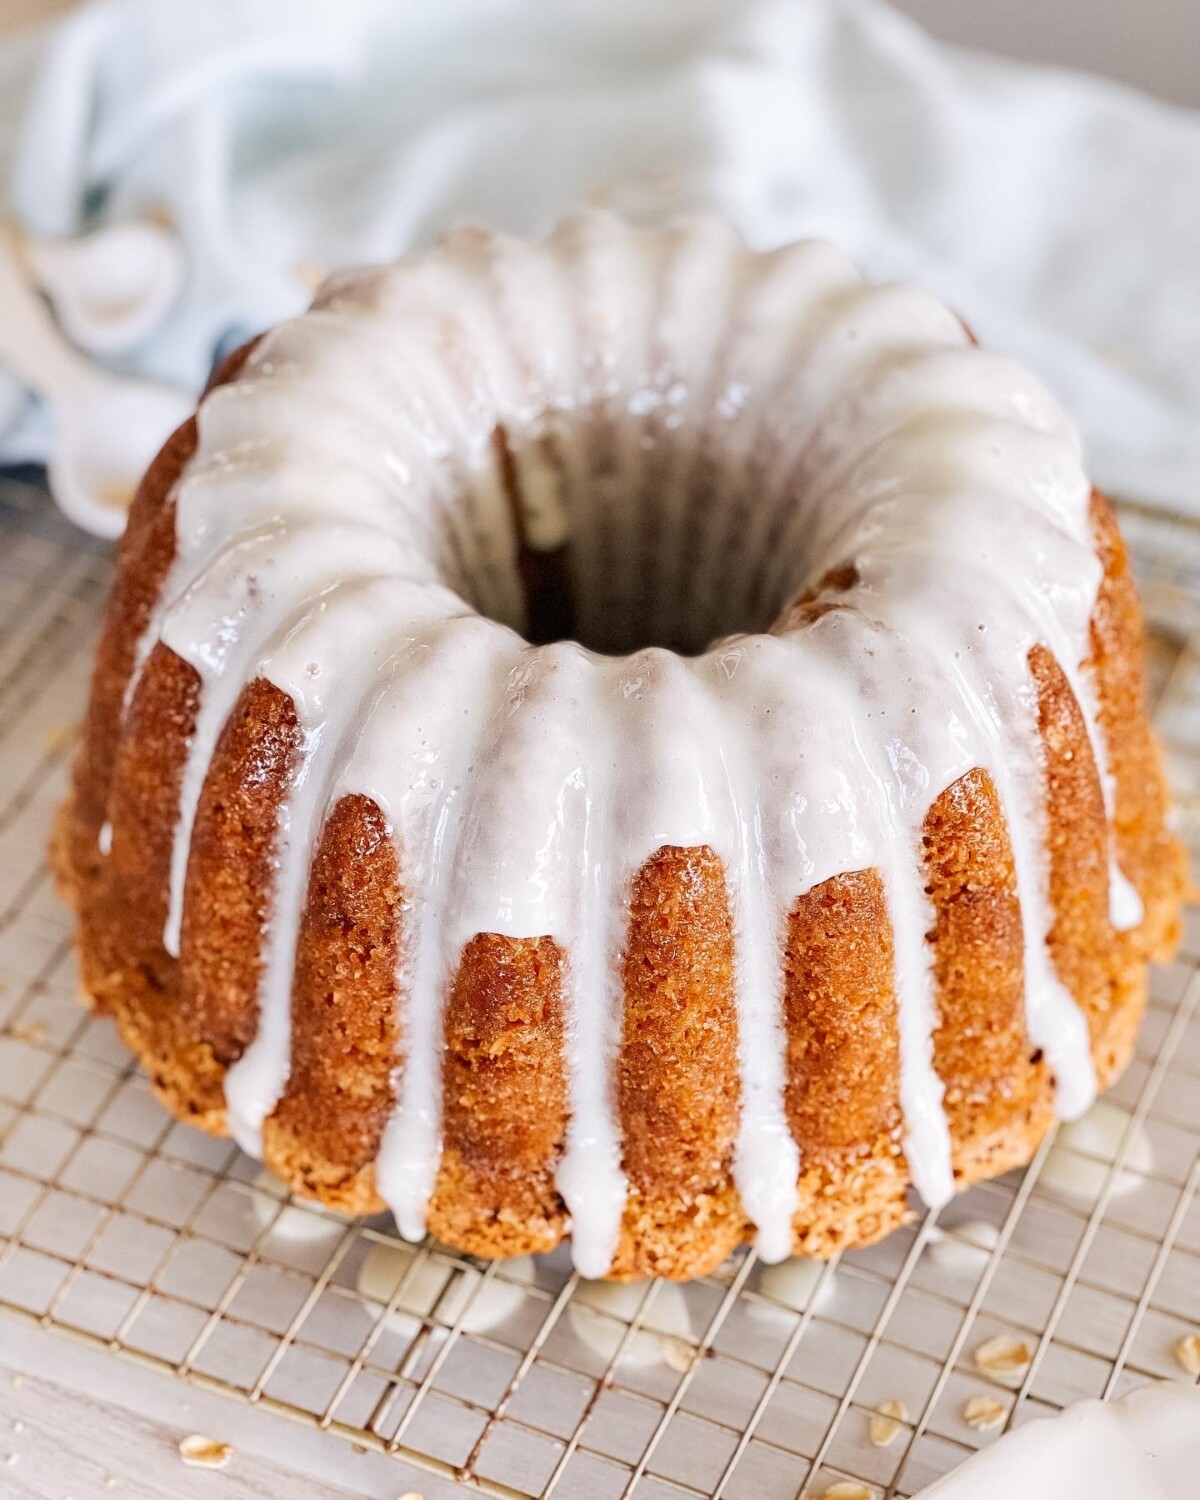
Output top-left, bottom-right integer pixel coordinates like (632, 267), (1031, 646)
(868, 1398), (907, 1446)
(44, 721), (77, 754)
(1174, 1332), (1200, 1375)
(821, 1483), (875, 1500)
(973, 1334), (1033, 1384)
(660, 1335), (695, 1372)
(178, 1435), (232, 1469)
(963, 1394), (1008, 1431)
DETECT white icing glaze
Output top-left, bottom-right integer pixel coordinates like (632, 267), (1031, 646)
(751, 1256), (833, 1319)
(122, 213), (1141, 1274)
(1040, 1099), (1154, 1203)
(567, 1277), (694, 1369)
(926, 1219), (1000, 1281)
(918, 1383), (1200, 1499)
(357, 1242), (537, 1334)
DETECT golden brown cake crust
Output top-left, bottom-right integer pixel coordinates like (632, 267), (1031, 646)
(54, 345), (1188, 1281)
(428, 934), (569, 1258)
(611, 846), (743, 1279)
(264, 794), (404, 1210)
(782, 866), (911, 1255)
(924, 769), (1053, 1186)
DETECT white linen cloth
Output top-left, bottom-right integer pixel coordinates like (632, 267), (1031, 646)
(2, 0), (1198, 512)
(918, 1384), (1200, 1500)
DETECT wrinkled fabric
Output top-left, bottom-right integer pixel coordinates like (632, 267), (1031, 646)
(3, 0), (1199, 509)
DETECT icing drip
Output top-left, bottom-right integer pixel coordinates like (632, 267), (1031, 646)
(122, 213), (1140, 1273)
(368, 619), (517, 1241)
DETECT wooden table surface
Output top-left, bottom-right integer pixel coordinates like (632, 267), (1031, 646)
(2, 1319), (466, 1500)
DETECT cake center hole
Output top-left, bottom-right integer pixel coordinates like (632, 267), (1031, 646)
(485, 419), (802, 656)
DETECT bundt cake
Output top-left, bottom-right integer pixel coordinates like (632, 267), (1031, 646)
(55, 213), (1186, 1281)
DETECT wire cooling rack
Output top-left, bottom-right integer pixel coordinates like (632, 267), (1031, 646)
(0, 478), (1197, 1500)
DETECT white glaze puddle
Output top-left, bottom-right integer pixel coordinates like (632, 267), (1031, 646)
(567, 1278), (694, 1369)
(1040, 1100), (1154, 1203)
(748, 1256), (833, 1325)
(927, 1219), (1001, 1281)
(356, 1241), (536, 1335)
(118, 213), (1142, 1276)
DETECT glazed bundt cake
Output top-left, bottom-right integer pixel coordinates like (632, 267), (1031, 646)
(56, 213), (1186, 1281)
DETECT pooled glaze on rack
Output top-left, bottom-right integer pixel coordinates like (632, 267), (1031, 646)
(123, 213), (1140, 1276)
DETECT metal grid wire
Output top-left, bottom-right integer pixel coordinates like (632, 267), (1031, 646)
(0, 478), (1198, 1499)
